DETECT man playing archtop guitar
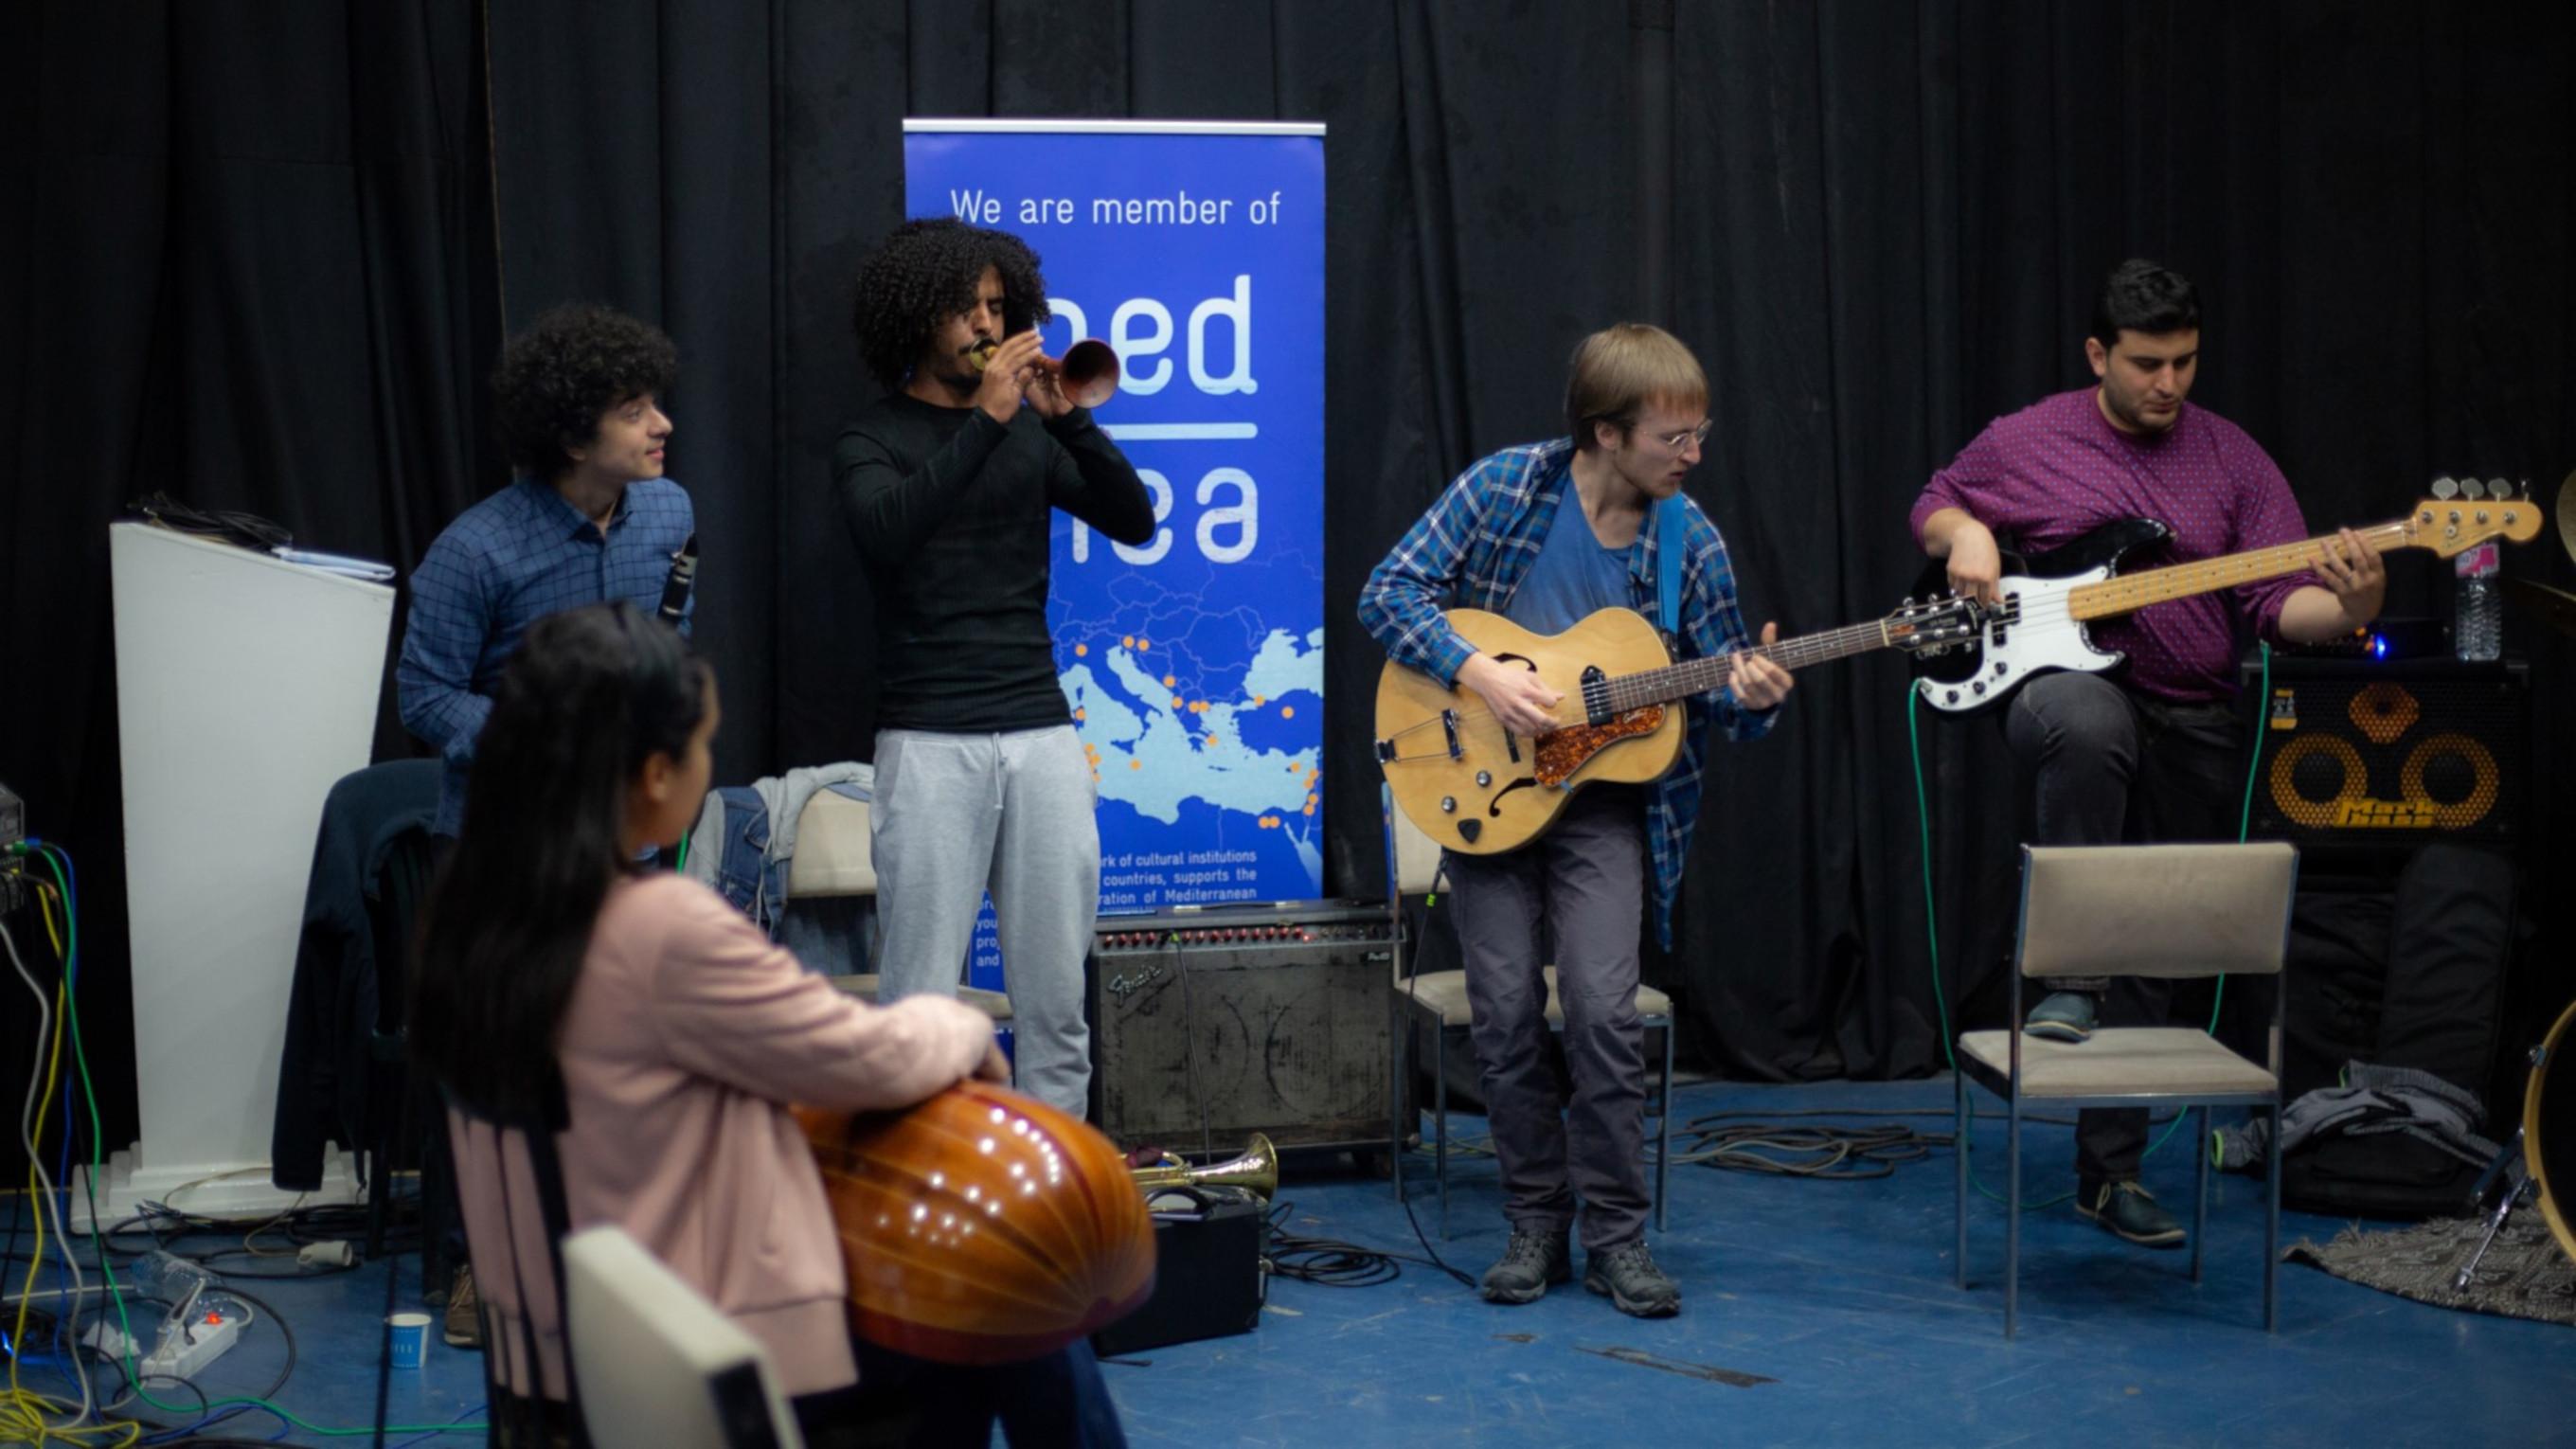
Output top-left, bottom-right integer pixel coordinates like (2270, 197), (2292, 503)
(1358, 324), (1792, 1317)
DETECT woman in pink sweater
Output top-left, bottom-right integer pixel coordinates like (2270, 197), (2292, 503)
(410, 600), (1124, 1447)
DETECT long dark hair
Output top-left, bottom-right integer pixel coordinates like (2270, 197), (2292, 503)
(411, 601), (711, 1124)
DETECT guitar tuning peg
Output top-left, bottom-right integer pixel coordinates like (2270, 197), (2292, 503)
(2486, 477), (2510, 501)
(2431, 475), (2459, 500)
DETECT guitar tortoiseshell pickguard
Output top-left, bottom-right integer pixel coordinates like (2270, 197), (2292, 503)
(1534, 706), (1666, 786)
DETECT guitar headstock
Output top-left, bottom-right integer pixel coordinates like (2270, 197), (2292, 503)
(1884, 592), (1985, 654)
(2404, 478), (2544, 558)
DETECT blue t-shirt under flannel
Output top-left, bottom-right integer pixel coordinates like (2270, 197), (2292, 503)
(396, 477), (694, 835)
(1504, 487), (1636, 636)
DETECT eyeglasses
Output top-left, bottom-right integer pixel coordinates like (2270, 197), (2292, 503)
(1651, 420), (1713, 454)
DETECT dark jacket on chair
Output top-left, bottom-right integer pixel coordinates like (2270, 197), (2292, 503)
(271, 759), (439, 1191)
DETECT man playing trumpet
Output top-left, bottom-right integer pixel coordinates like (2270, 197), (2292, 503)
(835, 217), (1155, 1121)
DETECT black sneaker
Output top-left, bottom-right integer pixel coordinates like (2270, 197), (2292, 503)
(1583, 1239), (1680, 1317)
(2076, 1178), (2186, 1248)
(1479, 1226), (1571, 1304)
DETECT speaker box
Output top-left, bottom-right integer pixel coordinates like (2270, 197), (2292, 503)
(2241, 658), (2527, 856)
(1089, 903), (1395, 1154)
(1091, 1190), (1265, 1356)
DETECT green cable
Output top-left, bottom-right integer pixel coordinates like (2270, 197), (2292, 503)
(31, 844), (484, 1440)
(1911, 641), (2272, 1207)
(673, 829), (690, 873)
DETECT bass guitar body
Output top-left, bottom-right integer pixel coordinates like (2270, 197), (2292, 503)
(1909, 517), (2169, 713)
(1375, 607), (1682, 856)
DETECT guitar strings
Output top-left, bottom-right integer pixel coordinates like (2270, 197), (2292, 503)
(1404, 519), (2440, 742)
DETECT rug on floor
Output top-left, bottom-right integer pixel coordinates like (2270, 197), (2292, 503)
(2286, 1211), (2574, 1327)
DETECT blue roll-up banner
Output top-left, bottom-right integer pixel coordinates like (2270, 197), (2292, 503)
(902, 119), (1326, 993)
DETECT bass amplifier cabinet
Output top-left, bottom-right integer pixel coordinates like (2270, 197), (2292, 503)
(2240, 658), (2526, 854)
(1088, 902), (1396, 1154)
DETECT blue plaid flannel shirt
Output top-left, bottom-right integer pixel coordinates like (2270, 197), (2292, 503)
(397, 477), (695, 835)
(1357, 438), (1777, 945)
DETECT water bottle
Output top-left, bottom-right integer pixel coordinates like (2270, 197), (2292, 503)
(2454, 541), (2501, 662)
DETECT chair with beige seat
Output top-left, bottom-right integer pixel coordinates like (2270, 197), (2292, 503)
(1953, 841), (2296, 1337)
(787, 787), (1013, 1021)
(1382, 784), (1674, 1238)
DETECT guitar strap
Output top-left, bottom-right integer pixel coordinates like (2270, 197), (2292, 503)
(1654, 493), (1686, 635)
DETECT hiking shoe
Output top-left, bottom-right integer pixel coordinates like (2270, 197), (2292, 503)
(1479, 1226), (1571, 1304)
(2023, 990), (2098, 1044)
(442, 1265), (484, 1348)
(1583, 1239), (1680, 1317)
(2076, 1179), (2186, 1249)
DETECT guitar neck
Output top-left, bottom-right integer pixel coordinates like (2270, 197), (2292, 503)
(1599, 618), (1887, 714)
(2065, 518), (2413, 622)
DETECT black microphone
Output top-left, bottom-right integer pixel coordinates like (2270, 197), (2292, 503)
(659, 533), (698, 626)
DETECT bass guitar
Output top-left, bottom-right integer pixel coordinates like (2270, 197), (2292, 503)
(1375, 598), (1980, 854)
(1909, 492), (2543, 714)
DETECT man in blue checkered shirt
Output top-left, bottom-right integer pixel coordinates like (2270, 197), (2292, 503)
(1360, 324), (1790, 1319)
(395, 303), (693, 1347)
(398, 302), (694, 843)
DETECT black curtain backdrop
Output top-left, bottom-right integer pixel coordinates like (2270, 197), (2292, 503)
(9, 2), (2572, 1158)
(3, 4), (500, 1156)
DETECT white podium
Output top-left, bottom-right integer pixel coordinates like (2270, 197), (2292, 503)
(88, 522), (394, 1223)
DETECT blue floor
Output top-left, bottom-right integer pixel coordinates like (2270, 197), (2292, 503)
(14, 1079), (2570, 1446)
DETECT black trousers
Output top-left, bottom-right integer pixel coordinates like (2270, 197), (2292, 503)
(2003, 671), (2244, 1182)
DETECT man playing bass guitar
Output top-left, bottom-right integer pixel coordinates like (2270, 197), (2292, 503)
(1359, 324), (1792, 1316)
(1912, 259), (2386, 1251)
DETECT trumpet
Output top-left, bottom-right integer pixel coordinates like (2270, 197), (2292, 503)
(1130, 1133), (1278, 1201)
(966, 335), (1121, 408)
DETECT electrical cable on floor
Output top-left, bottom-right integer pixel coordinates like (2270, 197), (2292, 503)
(7, 843), (480, 1444)
(1263, 1199), (1473, 1291)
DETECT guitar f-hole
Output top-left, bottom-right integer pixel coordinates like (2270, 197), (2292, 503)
(1488, 778), (1540, 816)
(1492, 653), (1536, 763)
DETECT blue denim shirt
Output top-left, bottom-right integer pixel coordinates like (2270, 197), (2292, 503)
(397, 477), (695, 835)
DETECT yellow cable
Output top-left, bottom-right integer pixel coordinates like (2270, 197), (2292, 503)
(4, 943), (143, 1446)
(5, 982), (68, 1442)
(36, 881), (65, 961)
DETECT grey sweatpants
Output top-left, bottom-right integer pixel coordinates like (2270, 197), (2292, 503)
(870, 724), (1099, 1118)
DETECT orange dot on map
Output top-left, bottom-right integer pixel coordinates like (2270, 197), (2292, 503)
(1303, 804), (1316, 816)
(1205, 734), (1219, 746)
(1171, 696), (1184, 708)
(1162, 674), (1176, 688)
(1121, 635), (1135, 648)
(1075, 643), (1088, 656)
(1137, 638), (1152, 651)
(1129, 760), (1141, 770)
(1280, 706), (1295, 719)
(1074, 707), (1085, 722)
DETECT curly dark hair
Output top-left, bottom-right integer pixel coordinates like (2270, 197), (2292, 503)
(850, 218), (1052, 393)
(491, 304), (679, 480)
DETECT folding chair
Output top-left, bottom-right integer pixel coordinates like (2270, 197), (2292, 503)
(1953, 841), (2296, 1337)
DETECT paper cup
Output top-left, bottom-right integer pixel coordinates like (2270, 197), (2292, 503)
(387, 1312), (433, 1368)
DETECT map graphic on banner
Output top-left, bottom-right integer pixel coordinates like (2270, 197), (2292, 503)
(902, 121), (1325, 984)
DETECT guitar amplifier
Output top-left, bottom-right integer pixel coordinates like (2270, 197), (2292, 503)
(2240, 658), (2527, 854)
(1088, 902), (1396, 1154)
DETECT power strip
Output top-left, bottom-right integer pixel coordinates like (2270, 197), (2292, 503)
(84, 1297), (252, 1380)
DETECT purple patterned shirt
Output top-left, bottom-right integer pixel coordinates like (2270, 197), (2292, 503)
(1909, 388), (2318, 703)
